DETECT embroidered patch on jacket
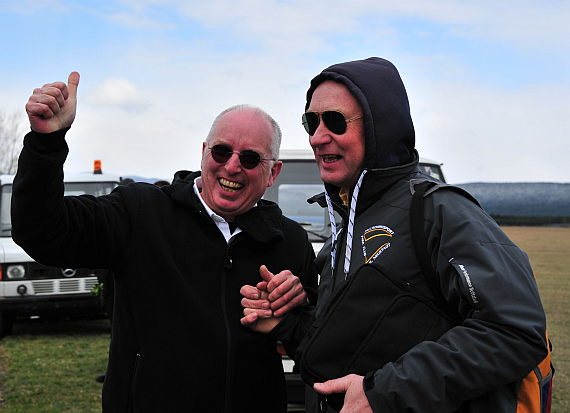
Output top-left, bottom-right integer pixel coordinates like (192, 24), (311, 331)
(361, 225), (394, 264)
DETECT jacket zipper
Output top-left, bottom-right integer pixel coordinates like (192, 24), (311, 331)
(222, 243), (233, 413)
(128, 353), (141, 412)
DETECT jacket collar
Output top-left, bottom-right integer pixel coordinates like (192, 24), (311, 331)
(165, 170), (284, 243)
(309, 150), (420, 218)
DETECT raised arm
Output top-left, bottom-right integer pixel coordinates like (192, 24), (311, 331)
(12, 71), (131, 270)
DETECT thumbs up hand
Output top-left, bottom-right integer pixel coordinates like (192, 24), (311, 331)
(25, 71), (80, 134)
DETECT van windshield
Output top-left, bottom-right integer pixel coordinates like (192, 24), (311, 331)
(279, 184), (325, 230)
(276, 183), (333, 242)
(1, 182), (117, 237)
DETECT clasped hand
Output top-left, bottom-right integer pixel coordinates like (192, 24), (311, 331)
(240, 265), (308, 333)
(241, 267), (373, 412)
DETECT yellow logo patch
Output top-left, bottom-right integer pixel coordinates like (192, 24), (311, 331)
(361, 225), (394, 264)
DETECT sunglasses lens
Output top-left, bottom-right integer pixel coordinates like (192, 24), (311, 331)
(211, 145), (232, 163)
(322, 111), (347, 135)
(302, 111), (348, 135)
(239, 150), (261, 169)
(302, 112), (320, 135)
(210, 145), (262, 169)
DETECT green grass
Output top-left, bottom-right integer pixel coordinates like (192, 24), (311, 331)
(0, 319), (111, 412)
(0, 227), (568, 412)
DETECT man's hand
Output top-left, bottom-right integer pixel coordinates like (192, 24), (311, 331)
(263, 266), (309, 317)
(241, 265), (309, 319)
(240, 269), (272, 321)
(240, 266), (281, 333)
(25, 71), (80, 134)
(314, 374), (373, 413)
(240, 265), (309, 331)
(240, 287), (282, 333)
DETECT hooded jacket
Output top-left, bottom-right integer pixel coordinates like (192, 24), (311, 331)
(303, 58), (547, 412)
(11, 129), (318, 413)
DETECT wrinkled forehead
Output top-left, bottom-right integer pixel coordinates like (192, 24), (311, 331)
(307, 80), (362, 115)
(211, 110), (274, 151)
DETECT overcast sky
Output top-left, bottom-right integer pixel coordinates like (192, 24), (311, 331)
(1, 0), (569, 184)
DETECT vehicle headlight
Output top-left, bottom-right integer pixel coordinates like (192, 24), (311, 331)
(6, 265), (26, 279)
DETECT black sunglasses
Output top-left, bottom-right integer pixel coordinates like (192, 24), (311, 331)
(302, 111), (363, 135)
(208, 144), (275, 170)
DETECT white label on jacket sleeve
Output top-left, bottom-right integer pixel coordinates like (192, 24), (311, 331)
(451, 262), (481, 309)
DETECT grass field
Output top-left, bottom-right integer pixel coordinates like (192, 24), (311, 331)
(0, 226), (568, 412)
(0, 320), (110, 412)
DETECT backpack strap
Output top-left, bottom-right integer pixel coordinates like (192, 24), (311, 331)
(409, 180), (461, 319)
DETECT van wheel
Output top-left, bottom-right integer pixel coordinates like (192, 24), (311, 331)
(0, 314), (14, 338)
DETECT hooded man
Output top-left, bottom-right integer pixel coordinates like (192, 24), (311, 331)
(242, 57), (548, 413)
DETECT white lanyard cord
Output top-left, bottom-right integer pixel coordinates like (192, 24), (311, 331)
(326, 170), (367, 279)
(325, 190), (338, 274)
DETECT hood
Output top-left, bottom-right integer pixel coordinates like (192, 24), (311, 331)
(163, 170), (202, 208)
(305, 57), (415, 170)
(172, 170), (196, 182)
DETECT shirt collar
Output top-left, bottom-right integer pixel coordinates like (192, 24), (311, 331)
(193, 177), (241, 242)
(339, 188), (349, 206)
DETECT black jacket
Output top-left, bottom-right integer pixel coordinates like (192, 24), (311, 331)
(11, 129), (318, 413)
(302, 57), (547, 412)
(311, 160), (547, 413)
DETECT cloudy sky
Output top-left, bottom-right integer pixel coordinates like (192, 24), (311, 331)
(1, 0), (569, 184)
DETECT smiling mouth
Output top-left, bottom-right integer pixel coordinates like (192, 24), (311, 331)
(219, 178), (244, 193)
(323, 155), (342, 163)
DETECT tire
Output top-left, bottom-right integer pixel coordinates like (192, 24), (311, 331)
(0, 314), (14, 338)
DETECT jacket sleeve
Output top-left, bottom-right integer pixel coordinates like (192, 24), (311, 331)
(364, 189), (548, 413)
(11, 130), (133, 270)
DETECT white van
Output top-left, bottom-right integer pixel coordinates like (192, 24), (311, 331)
(0, 171), (120, 337)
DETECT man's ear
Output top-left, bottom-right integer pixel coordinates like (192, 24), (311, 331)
(200, 142), (208, 168)
(266, 161), (283, 187)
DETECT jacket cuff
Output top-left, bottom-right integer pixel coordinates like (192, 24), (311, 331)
(26, 127), (70, 154)
(364, 370), (393, 413)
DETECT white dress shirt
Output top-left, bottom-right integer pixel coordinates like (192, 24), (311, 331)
(194, 178), (242, 243)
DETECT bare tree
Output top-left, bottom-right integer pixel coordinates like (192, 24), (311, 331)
(0, 109), (27, 175)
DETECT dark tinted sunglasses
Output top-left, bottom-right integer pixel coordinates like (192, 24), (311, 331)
(302, 111), (363, 135)
(208, 144), (275, 170)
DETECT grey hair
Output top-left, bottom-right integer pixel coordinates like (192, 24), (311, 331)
(205, 104), (281, 160)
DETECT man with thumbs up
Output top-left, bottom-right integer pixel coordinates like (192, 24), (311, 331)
(11, 73), (317, 413)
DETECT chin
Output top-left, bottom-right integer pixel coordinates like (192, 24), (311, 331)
(320, 173), (343, 187)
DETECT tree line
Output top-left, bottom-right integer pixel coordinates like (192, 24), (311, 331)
(0, 109), (26, 175)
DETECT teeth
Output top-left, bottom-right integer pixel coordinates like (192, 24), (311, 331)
(219, 178), (244, 193)
(323, 155), (340, 163)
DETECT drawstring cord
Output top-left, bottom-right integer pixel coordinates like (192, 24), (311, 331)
(325, 190), (337, 273)
(325, 170), (367, 279)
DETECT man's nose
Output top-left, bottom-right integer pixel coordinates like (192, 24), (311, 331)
(309, 122), (333, 149)
(224, 152), (242, 173)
